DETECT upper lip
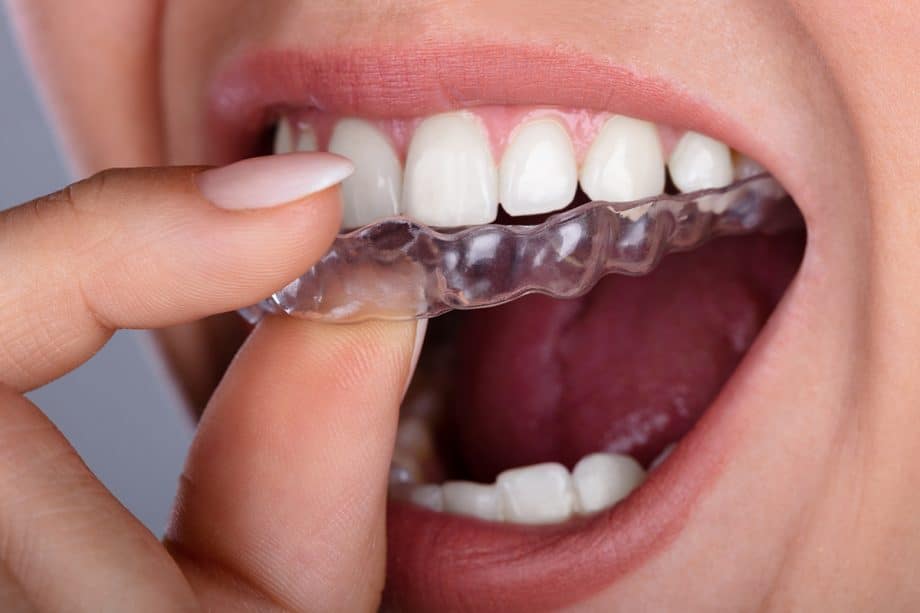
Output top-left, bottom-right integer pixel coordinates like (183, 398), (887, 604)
(208, 42), (818, 612)
(208, 42), (814, 217)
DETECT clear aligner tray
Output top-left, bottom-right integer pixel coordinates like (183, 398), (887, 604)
(242, 174), (798, 324)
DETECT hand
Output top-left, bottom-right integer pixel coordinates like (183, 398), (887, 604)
(0, 154), (422, 611)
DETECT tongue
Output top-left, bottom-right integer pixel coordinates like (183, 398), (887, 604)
(446, 233), (804, 482)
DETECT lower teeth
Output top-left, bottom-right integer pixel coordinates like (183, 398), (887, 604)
(243, 173), (797, 324)
(389, 449), (669, 525)
(387, 402), (673, 526)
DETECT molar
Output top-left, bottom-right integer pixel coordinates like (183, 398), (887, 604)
(328, 118), (402, 228)
(499, 119), (578, 216)
(579, 115), (666, 203)
(402, 111), (499, 227)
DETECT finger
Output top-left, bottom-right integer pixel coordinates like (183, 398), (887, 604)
(167, 316), (423, 611)
(0, 153), (352, 392)
(0, 385), (197, 612)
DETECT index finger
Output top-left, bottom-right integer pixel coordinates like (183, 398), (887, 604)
(0, 152), (352, 391)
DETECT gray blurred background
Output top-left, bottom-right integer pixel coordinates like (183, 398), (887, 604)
(0, 17), (193, 534)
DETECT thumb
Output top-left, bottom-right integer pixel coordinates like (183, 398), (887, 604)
(168, 316), (424, 611)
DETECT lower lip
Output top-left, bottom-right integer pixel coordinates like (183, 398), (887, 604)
(383, 311), (802, 612)
(384, 416), (715, 611)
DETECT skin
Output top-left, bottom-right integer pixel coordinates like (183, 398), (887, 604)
(2, 1), (919, 610)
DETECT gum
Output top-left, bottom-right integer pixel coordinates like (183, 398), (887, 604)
(283, 105), (684, 165)
(242, 174), (797, 324)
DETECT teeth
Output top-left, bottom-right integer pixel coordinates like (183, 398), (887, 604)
(442, 481), (502, 521)
(402, 111), (499, 227)
(295, 125), (318, 152)
(273, 117), (296, 154)
(395, 417), (435, 459)
(499, 119), (578, 216)
(733, 152), (766, 180)
(579, 115), (665, 203)
(392, 450), (653, 524)
(572, 453), (646, 514)
(667, 131), (733, 193)
(405, 484), (444, 512)
(328, 118), (402, 229)
(389, 451), (424, 485)
(496, 462), (576, 525)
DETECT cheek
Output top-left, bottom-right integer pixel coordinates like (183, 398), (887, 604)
(9, 1), (162, 171)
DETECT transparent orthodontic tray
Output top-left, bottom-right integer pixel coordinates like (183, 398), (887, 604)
(241, 174), (798, 324)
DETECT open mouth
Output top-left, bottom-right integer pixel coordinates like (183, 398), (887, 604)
(211, 45), (809, 611)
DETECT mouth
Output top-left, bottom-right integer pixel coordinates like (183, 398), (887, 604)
(211, 44), (810, 611)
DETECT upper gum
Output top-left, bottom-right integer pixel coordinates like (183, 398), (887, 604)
(285, 106), (684, 163)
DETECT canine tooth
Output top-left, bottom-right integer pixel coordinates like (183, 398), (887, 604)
(499, 119), (577, 216)
(273, 118), (295, 154)
(295, 125), (318, 152)
(496, 462), (576, 525)
(668, 131), (733, 193)
(572, 453), (646, 514)
(406, 484), (444, 512)
(442, 481), (502, 521)
(328, 118), (401, 228)
(402, 111), (499, 227)
(579, 115), (665, 203)
(650, 444), (676, 471)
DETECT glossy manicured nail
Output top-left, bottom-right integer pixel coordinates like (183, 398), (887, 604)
(197, 152), (355, 210)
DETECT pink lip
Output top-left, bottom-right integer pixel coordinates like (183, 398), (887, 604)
(207, 43), (746, 167)
(209, 44), (805, 611)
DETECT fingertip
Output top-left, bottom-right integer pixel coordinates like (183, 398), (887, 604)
(197, 152), (354, 211)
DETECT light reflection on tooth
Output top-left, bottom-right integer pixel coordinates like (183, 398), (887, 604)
(579, 115), (666, 203)
(329, 118), (401, 228)
(496, 462), (576, 524)
(442, 481), (502, 521)
(572, 453), (646, 514)
(402, 111), (499, 227)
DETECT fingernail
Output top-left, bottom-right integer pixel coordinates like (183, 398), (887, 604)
(197, 152), (355, 210)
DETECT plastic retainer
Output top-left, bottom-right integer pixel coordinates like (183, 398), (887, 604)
(241, 174), (798, 324)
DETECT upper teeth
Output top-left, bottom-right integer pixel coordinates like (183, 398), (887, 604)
(272, 109), (744, 228)
(328, 118), (402, 229)
(499, 119), (578, 216)
(579, 115), (666, 203)
(402, 112), (499, 227)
